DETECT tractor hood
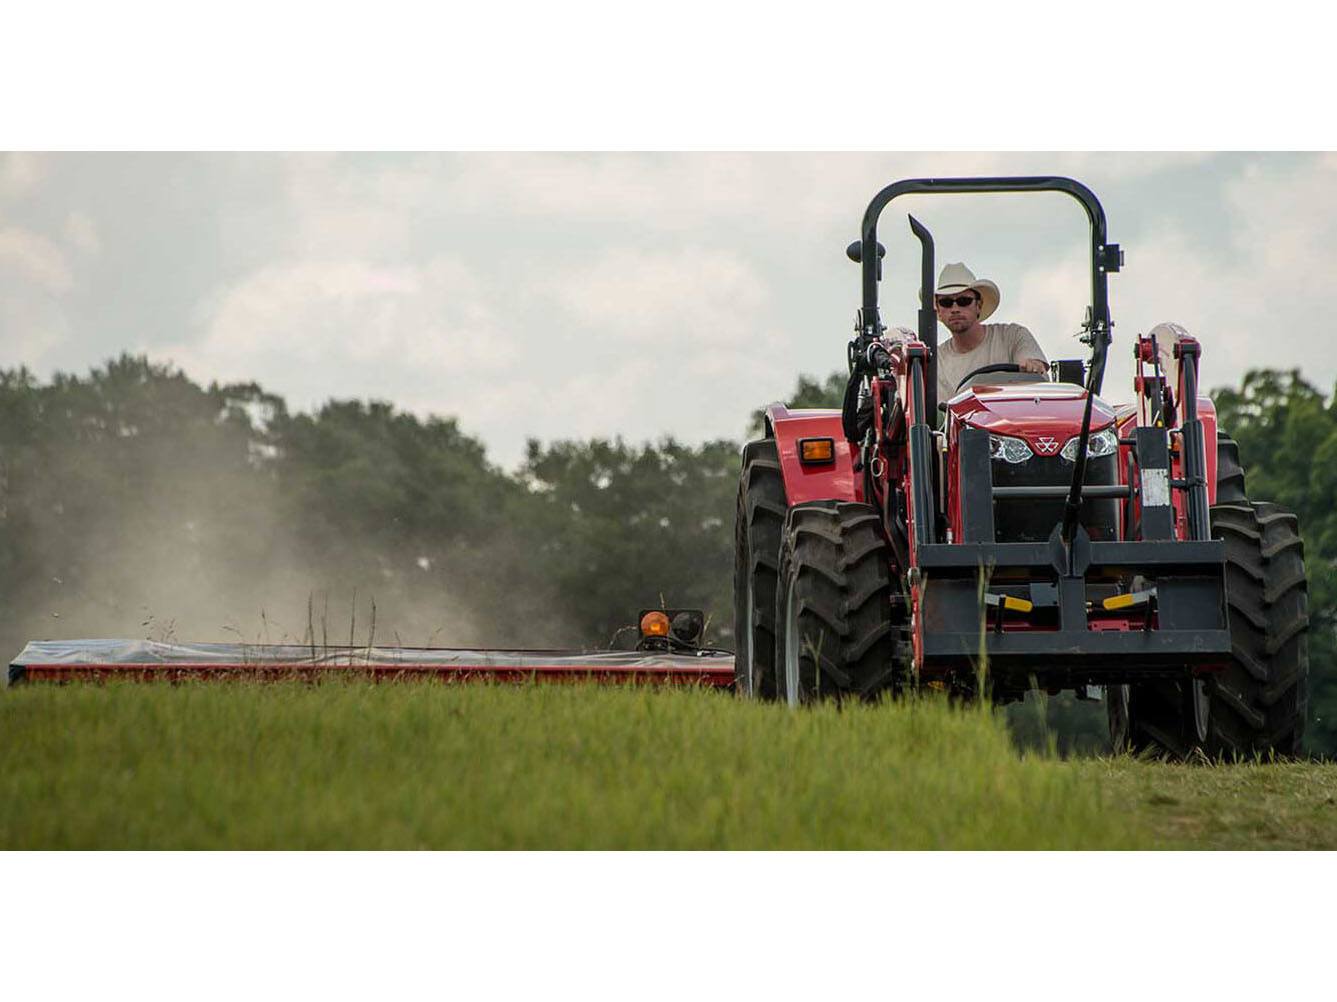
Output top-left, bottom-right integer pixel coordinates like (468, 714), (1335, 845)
(947, 382), (1116, 453)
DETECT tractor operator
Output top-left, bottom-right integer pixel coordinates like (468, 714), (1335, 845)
(882, 262), (1048, 403)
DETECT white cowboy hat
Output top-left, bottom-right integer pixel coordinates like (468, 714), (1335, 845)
(936, 262), (1000, 322)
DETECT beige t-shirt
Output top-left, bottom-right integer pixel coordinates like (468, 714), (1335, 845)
(884, 323), (1047, 402)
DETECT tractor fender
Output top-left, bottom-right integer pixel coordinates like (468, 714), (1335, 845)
(763, 403), (864, 505)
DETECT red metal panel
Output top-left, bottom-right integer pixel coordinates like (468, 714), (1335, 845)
(946, 382), (1118, 451)
(1198, 397), (1219, 507)
(766, 404), (861, 505)
(8, 641), (737, 687)
(15, 659), (736, 687)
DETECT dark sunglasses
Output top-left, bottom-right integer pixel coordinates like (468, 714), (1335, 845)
(936, 295), (979, 309)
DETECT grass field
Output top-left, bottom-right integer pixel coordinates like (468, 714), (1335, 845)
(3, 681), (1335, 849)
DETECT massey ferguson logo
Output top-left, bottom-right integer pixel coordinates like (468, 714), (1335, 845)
(1035, 436), (1060, 455)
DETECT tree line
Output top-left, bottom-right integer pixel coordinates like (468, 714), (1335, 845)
(1, 356), (1331, 753)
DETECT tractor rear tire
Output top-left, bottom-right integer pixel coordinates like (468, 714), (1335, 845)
(1207, 500), (1309, 757)
(734, 439), (787, 699)
(773, 501), (901, 705)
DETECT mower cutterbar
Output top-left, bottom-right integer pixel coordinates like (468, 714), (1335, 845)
(6, 639), (735, 688)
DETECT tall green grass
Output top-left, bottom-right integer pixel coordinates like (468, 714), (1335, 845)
(0, 682), (1145, 849)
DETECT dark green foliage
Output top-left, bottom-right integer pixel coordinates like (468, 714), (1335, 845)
(276, 401), (507, 544)
(518, 436), (738, 647)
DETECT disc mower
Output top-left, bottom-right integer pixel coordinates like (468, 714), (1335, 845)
(734, 176), (1309, 758)
(8, 608), (732, 687)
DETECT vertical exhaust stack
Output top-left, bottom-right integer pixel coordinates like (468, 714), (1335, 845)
(908, 215), (937, 420)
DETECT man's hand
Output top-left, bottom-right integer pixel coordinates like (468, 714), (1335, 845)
(1019, 358), (1048, 375)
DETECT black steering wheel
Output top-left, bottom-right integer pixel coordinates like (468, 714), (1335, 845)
(955, 362), (1032, 392)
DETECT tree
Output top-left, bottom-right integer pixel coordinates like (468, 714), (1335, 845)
(518, 437), (739, 647)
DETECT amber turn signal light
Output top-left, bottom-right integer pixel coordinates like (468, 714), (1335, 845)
(640, 610), (671, 637)
(798, 437), (835, 465)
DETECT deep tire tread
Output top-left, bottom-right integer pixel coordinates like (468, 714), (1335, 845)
(774, 500), (905, 703)
(1208, 488), (1310, 757)
(734, 439), (788, 699)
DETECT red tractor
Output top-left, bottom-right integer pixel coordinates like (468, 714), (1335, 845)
(734, 176), (1309, 759)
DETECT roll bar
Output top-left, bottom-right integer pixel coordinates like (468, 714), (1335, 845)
(853, 176), (1123, 560)
(855, 176), (1120, 410)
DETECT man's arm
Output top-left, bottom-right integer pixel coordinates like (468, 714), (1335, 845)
(1009, 325), (1048, 374)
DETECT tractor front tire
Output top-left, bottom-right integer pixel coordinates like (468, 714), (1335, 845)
(773, 501), (900, 705)
(734, 439), (787, 699)
(1207, 500), (1309, 757)
(1107, 428), (1308, 760)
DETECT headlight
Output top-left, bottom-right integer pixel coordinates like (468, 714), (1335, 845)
(1060, 428), (1119, 462)
(989, 434), (1034, 464)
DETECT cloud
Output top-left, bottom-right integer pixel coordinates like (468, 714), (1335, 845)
(278, 154), (440, 259)
(63, 211), (100, 256)
(439, 153), (1218, 232)
(166, 255), (509, 407)
(0, 297), (69, 365)
(165, 235), (795, 466)
(0, 227), (74, 292)
(1036, 152), (1216, 184)
(14, 152), (1330, 469)
(0, 153), (45, 201)
(0, 225), (77, 368)
(1007, 154), (1337, 400)
(546, 246), (769, 345)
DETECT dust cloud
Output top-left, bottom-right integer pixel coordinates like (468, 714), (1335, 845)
(1, 378), (577, 664)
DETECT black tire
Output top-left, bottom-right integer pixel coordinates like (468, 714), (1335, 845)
(1207, 500), (1309, 757)
(733, 439), (787, 699)
(1107, 428), (1311, 759)
(1216, 430), (1247, 504)
(1107, 427), (1252, 758)
(773, 501), (901, 705)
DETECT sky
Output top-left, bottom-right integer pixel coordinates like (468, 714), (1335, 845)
(3, 151), (1334, 468)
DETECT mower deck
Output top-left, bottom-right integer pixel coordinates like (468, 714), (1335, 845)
(6, 639), (735, 687)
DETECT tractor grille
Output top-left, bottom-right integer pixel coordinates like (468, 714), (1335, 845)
(991, 452), (1120, 542)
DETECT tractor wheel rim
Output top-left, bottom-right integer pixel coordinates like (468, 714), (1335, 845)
(783, 579), (800, 708)
(743, 573), (755, 698)
(1190, 677), (1211, 744)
